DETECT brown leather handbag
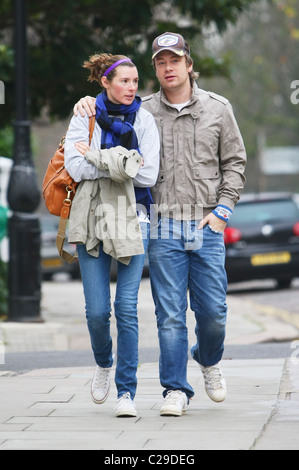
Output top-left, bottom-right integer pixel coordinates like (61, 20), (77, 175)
(42, 115), (95, 263)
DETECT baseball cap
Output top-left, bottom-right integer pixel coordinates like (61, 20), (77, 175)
(152, 32), (190, 60)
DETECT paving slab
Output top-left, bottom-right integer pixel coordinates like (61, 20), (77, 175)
(0, 280), (299, 450)
(1, 358), (297, 450)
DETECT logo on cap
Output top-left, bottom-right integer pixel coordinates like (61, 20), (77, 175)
(157, 34), (179, 47)
(152, 32), (189, 59)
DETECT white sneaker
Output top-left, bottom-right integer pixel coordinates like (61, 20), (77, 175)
(91, 366), (111, 404)
(115, 392), (137, 418)
(201, 363), (227, 403)
(160, 390), (188, 417)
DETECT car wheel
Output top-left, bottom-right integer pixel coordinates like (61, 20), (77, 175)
(276, 279), (292, 290)
(71, 269), (81, 280)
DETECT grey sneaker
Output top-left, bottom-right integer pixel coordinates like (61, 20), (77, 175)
(115, 392), (137, 418)
(91, 365), (111, 404)
(160, 390), (188, 417)
(201, 363), (227, 403)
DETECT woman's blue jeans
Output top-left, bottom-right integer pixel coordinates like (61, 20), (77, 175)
(148, 218), (228, 399)
(77, 222), (149, 399)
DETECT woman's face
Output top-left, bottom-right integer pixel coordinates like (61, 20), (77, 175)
(101, 66), (139, 105)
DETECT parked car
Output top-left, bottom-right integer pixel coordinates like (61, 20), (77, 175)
(224, 193), (299, 289)
(41, 215), (80, 280)
(110, 253), (149, 281)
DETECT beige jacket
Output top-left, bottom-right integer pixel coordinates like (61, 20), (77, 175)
(68, 146), (144, 264)
(142, 84), (247, 220)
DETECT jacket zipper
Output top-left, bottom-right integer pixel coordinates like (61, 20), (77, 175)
(193, 118), (197, 158)
(160, 119), (164, 158)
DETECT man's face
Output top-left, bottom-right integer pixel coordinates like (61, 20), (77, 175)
(154, 50), (192, 92)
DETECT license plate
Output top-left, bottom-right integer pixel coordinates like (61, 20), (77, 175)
(42, 258), (63, 268)
(251, 252), (291, 266)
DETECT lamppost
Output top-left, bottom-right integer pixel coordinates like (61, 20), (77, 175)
(7, 0), (42, 322)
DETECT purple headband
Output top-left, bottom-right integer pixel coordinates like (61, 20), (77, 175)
(103, 58), (133, 77)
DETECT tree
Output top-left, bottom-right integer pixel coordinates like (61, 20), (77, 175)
(0, 0), (258, 128)
(199, 0), (299, 191)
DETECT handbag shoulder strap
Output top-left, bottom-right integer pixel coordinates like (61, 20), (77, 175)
(88, 113), (96, 143)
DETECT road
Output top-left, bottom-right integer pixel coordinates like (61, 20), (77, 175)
(228, 278), (299, 329)
(1, 275), (298, 373)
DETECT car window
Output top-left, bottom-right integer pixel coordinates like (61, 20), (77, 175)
(231, 200), (299, 225)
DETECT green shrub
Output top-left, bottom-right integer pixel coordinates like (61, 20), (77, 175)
(0, 126), (13, 159)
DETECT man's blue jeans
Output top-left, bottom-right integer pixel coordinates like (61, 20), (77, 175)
(77, 222), (149, 399)
(148, 218), (228, 399)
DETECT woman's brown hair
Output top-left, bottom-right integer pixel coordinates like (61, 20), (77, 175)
(83, 53), (135, 86)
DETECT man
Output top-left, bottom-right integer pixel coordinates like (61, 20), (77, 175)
(74, 32), (246, 416)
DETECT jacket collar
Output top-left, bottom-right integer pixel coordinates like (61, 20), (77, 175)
(159, 82), (204, 117)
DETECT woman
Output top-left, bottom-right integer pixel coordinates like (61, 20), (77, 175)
(64, 53), (160, 417)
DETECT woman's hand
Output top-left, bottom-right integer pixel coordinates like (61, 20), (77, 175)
(75, 141), (91, 156)
(73, 96), (96, 117)
(198, 212), (227, 233)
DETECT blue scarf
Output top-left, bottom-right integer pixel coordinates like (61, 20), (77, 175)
(96, 92), (153, 215)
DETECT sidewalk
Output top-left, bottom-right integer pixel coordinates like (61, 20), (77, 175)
(0, 279), (299, 450)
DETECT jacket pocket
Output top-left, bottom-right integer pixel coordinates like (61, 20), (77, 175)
(193, 165), (221, 205)
(151, 169), (167, 206)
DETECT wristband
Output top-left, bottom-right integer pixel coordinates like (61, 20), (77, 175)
(212, 205), (233, 222)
